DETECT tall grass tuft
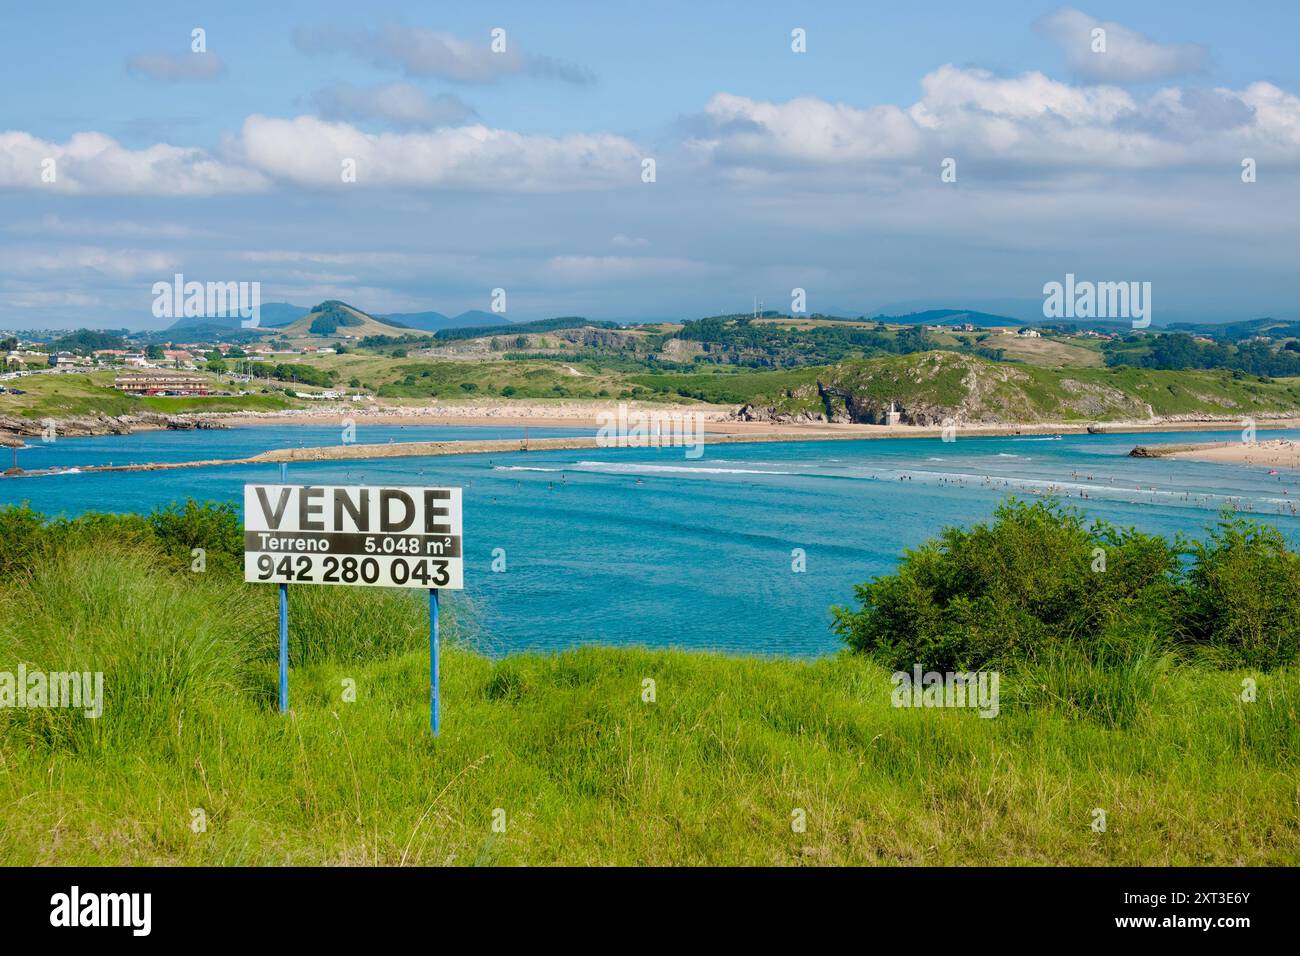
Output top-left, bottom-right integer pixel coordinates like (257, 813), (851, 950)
(1010, 631), (1171, 728)
(289, 584), (454, 665)
(0, 542), (262, 751)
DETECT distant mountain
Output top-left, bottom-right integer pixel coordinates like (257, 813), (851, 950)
(164, 301), (505, 336)
(260, 303), (313, 327)
(165, 302), (309, 333)
(377, 311), (450, 332)
(164, 315), (249, 333)
(449, 310), (509, 327)
(864, 298), (1048, 323)
(151, 321), (265, 343)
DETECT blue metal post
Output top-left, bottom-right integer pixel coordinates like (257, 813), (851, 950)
(279, 583), (288, 713)
(278, 460), (288, 713)
(429, 588), (441, 735)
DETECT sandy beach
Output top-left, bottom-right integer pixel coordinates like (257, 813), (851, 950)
(210, 401), (1300, 442)
(1140, 438), (1300, 469)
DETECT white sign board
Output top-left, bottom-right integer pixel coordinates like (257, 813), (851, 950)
(243, 484), (463, 589)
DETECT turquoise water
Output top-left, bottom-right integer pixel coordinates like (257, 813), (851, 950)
(4, 423), (592, 470)
(5, 425), (1300, 657)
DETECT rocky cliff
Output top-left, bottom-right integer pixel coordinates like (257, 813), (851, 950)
(0, 413), (227, 439)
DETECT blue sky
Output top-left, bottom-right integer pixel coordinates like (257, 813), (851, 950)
(2, 0), (1298, 328)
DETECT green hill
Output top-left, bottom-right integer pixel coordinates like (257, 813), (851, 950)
(281, 301), (413, 339)
(742, 351), (1300, 424)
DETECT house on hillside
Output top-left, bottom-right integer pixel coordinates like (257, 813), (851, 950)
(1017, 328), (1042, 338)
(113, 374), (209, 396)
(48, 352), (89, 367)
(163, 350), (196, 367)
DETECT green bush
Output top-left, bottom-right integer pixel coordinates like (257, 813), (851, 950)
(0, 504), (153, 575)
(1184, 517), (1300, 669)
(0, 503), (48, 575)
(832, 500), (1182, 672)
(148, 499), (243, 572)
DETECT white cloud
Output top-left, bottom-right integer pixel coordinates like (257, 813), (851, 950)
(7, 214), (210, 239)
(236, 115), (642, 191)
(0, 130), (266, 195)
(236, 250), (431, 267)
(691, 67), (1300, 173)
(310, 83), (475, 129)
(913, 64), (1134, 125)
(294, 25), (593, 85)
(0, 288), (100, 309)
(1238, 82), (1300, 151)
(127, 51), (226, 82)
(1034, 8), (1206, 83)
(1, 246), (178, 279)
(697, 93), (921, 164)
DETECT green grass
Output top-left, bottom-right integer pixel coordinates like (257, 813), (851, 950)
(370, 359), (643, 401)
(136, 394), (294, 414)
(628, 367), (824, 405)
(0, 372), (296, 419)
(2, 539), (1297, 865)
(0, 374), (140, 417)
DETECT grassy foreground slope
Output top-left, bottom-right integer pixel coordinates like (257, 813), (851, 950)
(1, 505), (1297, 866)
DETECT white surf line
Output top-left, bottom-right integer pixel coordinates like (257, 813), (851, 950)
(570, 460), (796, 476)
(879, 466), (1292, 511)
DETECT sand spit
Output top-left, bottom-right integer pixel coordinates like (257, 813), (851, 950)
(1131, 438), (1300, 469)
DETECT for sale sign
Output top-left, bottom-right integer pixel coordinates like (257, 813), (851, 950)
(243, 484), (464, 589)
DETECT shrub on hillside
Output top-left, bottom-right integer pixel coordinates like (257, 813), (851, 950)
(832, 500), (1183, 671)
(1183, 517), (1300, 669)
(0, 503), (47, 575)
(0, 500), (242, 576)
(148, 499), (243, 572)
(0, 504), (153, 575)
